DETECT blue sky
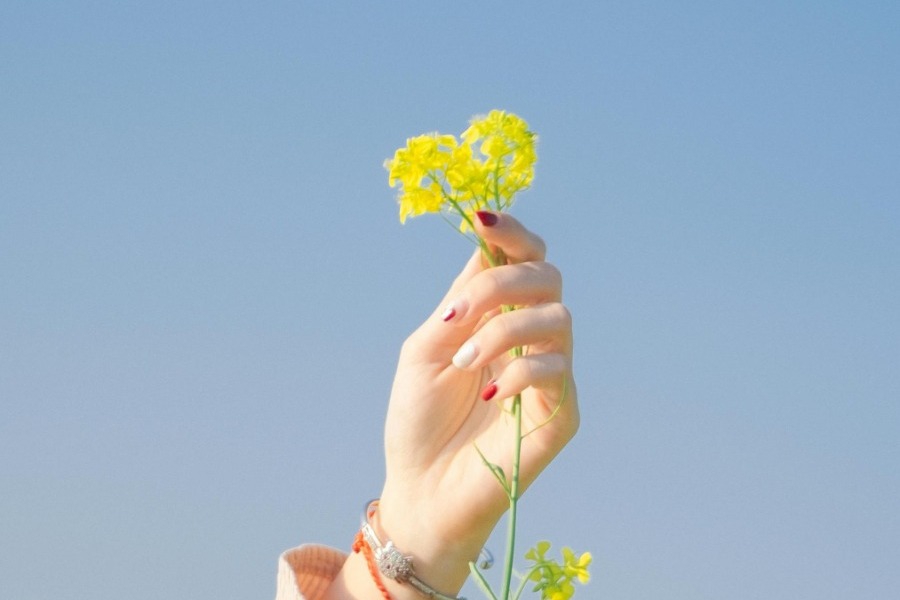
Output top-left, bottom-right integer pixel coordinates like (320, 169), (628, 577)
(1, 2), (898, 599)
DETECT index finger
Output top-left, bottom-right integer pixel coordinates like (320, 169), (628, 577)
(473, 211), (547, 265)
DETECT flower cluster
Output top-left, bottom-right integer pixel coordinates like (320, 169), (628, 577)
(524, 541), (592, 600)
(385, 110), (537, 231)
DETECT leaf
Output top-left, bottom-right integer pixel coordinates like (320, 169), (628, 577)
(474, 443), (511, 496)
(469, 562), (498, 600)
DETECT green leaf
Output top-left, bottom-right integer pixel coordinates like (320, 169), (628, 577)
(474, 444), (511, 496)
(469, 562), (498, 600)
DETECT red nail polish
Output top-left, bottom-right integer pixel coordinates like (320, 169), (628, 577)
(475, 211), (498, 227)
(441, 306), (457, 322)
(481, 380), (498, 401)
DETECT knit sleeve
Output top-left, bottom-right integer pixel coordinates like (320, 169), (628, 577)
(276, 544), (347, 600)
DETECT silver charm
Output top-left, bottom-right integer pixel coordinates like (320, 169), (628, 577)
(374, 540), (414, 582)
(360, 499), (474, 600)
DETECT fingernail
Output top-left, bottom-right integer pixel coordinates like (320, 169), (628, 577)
(452, 341), (478, 369)
(439, 298), (468, 323)
(481, 379), (498, 401)
(475, 211), (498, 227)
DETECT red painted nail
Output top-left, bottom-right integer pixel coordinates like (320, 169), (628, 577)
(475, 211), (499, 227)
(441, 306), (457, 322)
(481, 380), (498, 401)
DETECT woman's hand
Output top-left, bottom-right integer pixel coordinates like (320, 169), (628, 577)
(375, 212), (580, 597)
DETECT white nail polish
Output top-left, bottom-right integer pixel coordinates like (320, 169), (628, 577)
(452, 341), (478, 369)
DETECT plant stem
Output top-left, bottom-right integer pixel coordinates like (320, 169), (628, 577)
(475, 242), (524, 600)
(499, 392), (523, 599)
(512, 564), (546, 600)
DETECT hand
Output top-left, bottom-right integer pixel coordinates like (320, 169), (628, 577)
(376, 212), (579, 596)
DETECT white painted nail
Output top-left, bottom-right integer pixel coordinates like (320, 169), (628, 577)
(452, 341), (478, 369)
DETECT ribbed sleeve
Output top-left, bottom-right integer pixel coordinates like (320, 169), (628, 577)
(276, 544), (347, 600)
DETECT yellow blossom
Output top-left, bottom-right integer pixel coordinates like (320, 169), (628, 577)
(398, 184), (442, 224)
(543, 580), (575, 600)
(562, 547), (592, 584)
(525, 541), (552, 564)
(385, 110), (537, 228)
(524, 541), (591, 600)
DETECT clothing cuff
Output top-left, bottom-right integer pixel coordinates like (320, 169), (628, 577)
(277, 544), (347, 600)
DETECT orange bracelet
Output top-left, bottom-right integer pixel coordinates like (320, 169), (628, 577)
(352, 529), (393, 600)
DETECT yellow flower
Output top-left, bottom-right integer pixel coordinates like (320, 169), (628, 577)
(385, 110), (536, 228)
(562, 547), (592, 584)
(524, 541), (591, 599)
(446, 142), (487, 199)
(462, 110), (537, 210)
(480, 134), (511, 159)
(398, 184), (443, 224)
(543, 580), (575, 600)
(525, 540), (552, 564)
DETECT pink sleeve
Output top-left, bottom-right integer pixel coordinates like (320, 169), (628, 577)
(276, 544), (348, 600)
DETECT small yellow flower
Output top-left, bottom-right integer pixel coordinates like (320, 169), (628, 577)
(525, 540), (552, 563)
(524, 541), (591, 599)
(543, 580), (575, 600)
(398, 185), (442, 224)
(562, 547), (592, 584)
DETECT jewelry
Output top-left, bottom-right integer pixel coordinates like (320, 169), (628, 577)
(361, 499), (494, 600)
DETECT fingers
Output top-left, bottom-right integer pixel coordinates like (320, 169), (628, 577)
(407, 213), (558, 360)
(479, 352), (579, 453)
(440, 261), (562, 328)
(450, 302), (572, 371)
(439, 212), (548, 301)
(448, 299), (575, 424)
(480, 353), (573, 410)
(473, 211), (547, 264)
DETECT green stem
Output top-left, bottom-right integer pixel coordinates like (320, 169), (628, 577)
(469, 243), (523, 600)
(492, 160), (502, 212)
(438, 187), (495, 261)
(512, 564), (547, 600)
(499, 392), (523, 599)
(484, 239), (522, 600)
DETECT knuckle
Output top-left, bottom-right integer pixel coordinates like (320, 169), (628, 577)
(552, 352), (571, 373)
(484, 311), (516, 344)
(507, 356), (534, 382)
(474, 268), (504, 301)
(400, 329), (425, 355)
(549, 303), (573, 329)
(538, 262), (563, 295)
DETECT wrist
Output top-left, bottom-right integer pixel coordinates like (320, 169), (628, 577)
(374, 493), (495, 597)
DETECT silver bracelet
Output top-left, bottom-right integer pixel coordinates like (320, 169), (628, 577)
(360, 499), (493, 600)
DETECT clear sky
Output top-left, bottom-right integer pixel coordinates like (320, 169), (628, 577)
(1, 2), (898, 599)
